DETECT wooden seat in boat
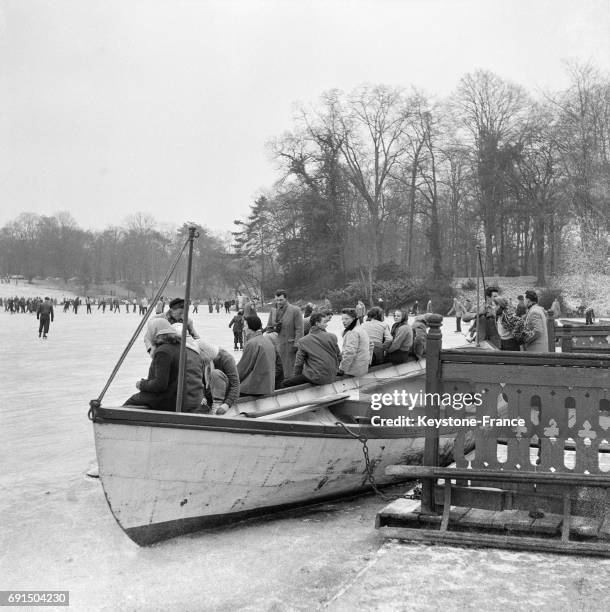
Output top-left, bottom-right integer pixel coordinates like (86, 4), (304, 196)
(242, 393), (350, 419)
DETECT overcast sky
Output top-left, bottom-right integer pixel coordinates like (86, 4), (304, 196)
(1, 0), (609, 234)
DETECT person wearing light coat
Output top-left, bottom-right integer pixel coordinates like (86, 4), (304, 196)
(362, 307), (392, 366)
(338, 308), (373, 377)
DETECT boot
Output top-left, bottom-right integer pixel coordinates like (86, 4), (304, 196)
(210, 401), (223, 415)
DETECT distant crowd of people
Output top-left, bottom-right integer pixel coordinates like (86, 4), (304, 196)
(2, 296), (54, 313)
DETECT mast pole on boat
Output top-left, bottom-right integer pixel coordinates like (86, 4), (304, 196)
(176, 226), (198, 413)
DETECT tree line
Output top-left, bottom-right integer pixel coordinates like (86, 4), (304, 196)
(0, 213), (241, 298)
(233, 63), (609, 303)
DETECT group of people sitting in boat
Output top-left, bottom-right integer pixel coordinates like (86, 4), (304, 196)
(124, 291), (430, 415)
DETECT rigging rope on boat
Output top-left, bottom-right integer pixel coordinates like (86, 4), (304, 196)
(88, 232), (193, 418)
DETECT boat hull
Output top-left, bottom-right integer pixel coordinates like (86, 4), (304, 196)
(91, 359), (466, 545)
(93, 408), (457, 545)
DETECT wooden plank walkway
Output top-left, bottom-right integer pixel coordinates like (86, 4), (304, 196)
(377, 442), (610, 556)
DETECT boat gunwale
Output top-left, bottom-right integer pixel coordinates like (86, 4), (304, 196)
(91, 405), (433, 439)
(441, 348), (610, 368)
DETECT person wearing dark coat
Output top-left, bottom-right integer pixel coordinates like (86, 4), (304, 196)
(228, 310), (245, 349)
(198, 339), (240, 415)
(124, 320), (182, 411)
(264, 331), (286, 390)
(386, 309), (413, 364)
(181, 338), (205, 412)
(36, 297), (54, 339)
(515, 295), (527, 317)
(266, 289), (304, 379)
(237, 315), (278, 396)
(411, 316), (429, 359)
(243, 299), (256, 317)
(126, 319), (204, 412)
(464, 286), (501, 348)
(282, 312), (341, 387)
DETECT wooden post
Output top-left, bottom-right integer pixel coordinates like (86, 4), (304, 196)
(422, 313), (443, 514)
(547, 312), (553, 350)
(176, 226), (198, 413)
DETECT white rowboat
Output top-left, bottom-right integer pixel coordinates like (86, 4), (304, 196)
(90, 360), (461, 545)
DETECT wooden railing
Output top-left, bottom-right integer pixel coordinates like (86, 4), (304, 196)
(380, 314), (610, 553)
(548, 318), (610, 354)
(421, 314), (610, 513)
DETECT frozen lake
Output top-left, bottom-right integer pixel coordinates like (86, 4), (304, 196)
(1, 308), (608, 610)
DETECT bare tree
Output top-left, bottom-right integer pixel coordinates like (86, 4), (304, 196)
(451, 70), (529, 273)
(335, 85), (412, 266)
(508, 104), (562, 284)
(552, 62), (610, 250)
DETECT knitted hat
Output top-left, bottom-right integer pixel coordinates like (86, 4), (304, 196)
(148, 318), (179, 338)
(169, 298), (185, 309)
(198, 339), (219, 362)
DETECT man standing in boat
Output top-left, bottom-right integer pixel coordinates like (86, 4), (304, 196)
(266, 289), (304, 379)
(36, 296), (54, 339)
(144, 297), (200, 354)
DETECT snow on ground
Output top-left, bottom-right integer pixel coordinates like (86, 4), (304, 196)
(0, 279), (76, 300)
(455, 274), (610, 316)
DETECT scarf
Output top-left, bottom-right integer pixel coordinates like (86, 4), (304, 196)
(391, 319), (407, 337)
(274, 302), (287, 324)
